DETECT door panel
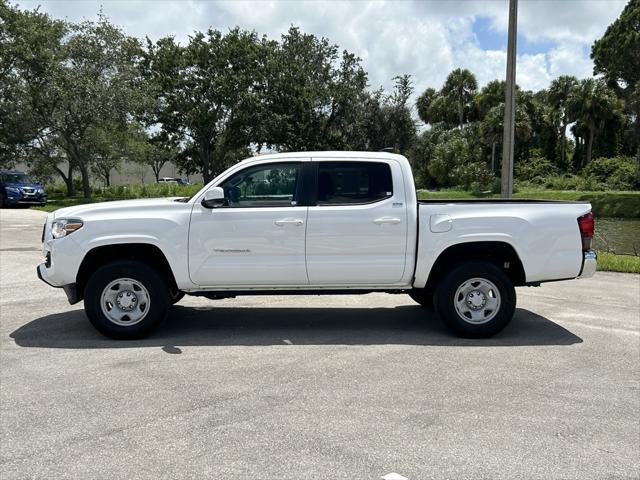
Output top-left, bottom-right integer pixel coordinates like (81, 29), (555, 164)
(188, 161), (309, 287)
(189, 206), (308, 286)
(305, 160), (408, 285)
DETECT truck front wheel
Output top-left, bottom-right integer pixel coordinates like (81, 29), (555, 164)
(434, 261), (516, 338)
(84, 260), (170, 339)
(408, 290), (433, 310)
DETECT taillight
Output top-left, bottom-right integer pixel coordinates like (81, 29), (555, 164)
(577, 212), (594, 251)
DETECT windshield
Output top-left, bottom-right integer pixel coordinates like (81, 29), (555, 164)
(1, 173), (34, 184)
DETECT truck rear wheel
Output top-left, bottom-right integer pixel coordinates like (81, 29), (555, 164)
(434, 261), (516, 338)
(84, 260), (170, 339)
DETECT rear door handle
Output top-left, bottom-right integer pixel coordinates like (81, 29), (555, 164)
(373, 217), (401, 225)
(274, 218), (304, 226)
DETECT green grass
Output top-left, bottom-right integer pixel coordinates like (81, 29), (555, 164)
(417, 189), (640, 218)
(33, 183), (201, 213)
(596, 252), (640, 274)
(34, 197), (100, 213)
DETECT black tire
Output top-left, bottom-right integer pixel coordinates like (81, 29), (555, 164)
(84, 260), (171, 339)
(434, 261), (516, 338)
(171, 291), (185, 305)
(408, 289), (433, 310)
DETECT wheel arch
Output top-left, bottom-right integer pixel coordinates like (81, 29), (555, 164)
(423, 241), (526, 293)
(76, 243), (179, 302)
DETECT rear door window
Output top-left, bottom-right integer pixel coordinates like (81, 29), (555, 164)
(317, 162), (393, 205)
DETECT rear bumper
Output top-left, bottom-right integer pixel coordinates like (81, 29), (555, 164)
(578, 250), (597, 279)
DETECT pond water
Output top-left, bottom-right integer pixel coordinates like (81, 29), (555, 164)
(594, 217), (640, 255)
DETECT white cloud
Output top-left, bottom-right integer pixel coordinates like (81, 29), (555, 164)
(547, 42), (594, 80)
(17, 0), (628, 95)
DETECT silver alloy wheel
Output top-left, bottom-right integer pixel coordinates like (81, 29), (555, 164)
(100, 278), (151, 326)
(453, 277), (501, 324)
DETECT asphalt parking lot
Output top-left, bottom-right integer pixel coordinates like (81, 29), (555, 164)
(1, 207), (639, 479)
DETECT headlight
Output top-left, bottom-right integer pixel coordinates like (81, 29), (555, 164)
(51, 219), (83, 238)
(6, 187), (20, 194)
(37, 188), (45, 194)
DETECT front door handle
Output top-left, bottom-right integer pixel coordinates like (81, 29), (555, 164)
(373, 217), (401, 225)
(274, 218), (304, 226)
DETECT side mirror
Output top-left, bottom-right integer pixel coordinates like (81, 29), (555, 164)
(201, 187), (226, 208)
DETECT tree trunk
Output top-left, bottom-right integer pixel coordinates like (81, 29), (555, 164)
(80, 164), (91, 199)
(585, 124), (595, 167)
(458, 100), (464, 129)
(491, 142), (496, 172)
(200, 143), (212, 183)
(560, 123), (567, 165)
(54, 165), (75, 197)
(105, 173), (110, 187)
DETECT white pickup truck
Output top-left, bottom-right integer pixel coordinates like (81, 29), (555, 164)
(38, 151), (596, 339)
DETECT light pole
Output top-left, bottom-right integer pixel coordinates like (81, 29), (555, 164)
(501, 0), (518, 199)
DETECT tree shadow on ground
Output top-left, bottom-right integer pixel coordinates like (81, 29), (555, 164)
(10, 305), (582, 349)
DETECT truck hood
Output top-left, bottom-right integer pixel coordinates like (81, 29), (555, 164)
(53, 197), (188, 220)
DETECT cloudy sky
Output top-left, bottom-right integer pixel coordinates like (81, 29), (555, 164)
(18, 0), (627, 95)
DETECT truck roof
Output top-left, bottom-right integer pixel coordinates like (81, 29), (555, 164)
(243, 151), (408, 163)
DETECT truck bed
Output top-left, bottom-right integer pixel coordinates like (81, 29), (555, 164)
(413, 200), (592, 287)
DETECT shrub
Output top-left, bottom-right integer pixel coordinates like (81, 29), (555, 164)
(582, 156), (639, 190)
(535, 174), (600, 191)
(515, 151), (559, 182)
(427, 127), (494, 190)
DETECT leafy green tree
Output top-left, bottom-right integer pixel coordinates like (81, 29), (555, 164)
(416, 87), (438, 124)
(0, 1), (67, 176)
(480, 103), (532, 171)
(591, 0), (639, 94)
(474, 80), (506, 119)
(144, 28), (268, 182)
(568, 78), (624, 167)
(6, 9), (144, 197)
(548, 75), (579, 165)
(441, 68), (478, 128)
(592, 0), (639, 157)
(89, 125), (126, 187)
(128, 126), (180, 183)
(360, 76), (417, 153)
(261, 27), (369, 152)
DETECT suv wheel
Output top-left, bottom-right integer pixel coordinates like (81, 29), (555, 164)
(434, 261), (516, 338)
(84, 260), (170, 339)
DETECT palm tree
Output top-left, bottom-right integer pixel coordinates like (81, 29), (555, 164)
(549, 75), (578, 166)
(442, 68), (478, 128)
(474, 80), (506, 119)
(416, 87), (437, 125)
(567, 78), (623, 167)
(481, 104), (532, 172)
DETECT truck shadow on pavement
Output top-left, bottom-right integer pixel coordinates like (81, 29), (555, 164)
(10, 305), (582, 349)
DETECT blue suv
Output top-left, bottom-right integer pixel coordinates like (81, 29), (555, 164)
(0, 170), (47, 207)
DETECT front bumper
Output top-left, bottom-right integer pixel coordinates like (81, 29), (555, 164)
(5, 193), (47, 205)
(37, 264), (81, 304)
(578, 250), (597, 279)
